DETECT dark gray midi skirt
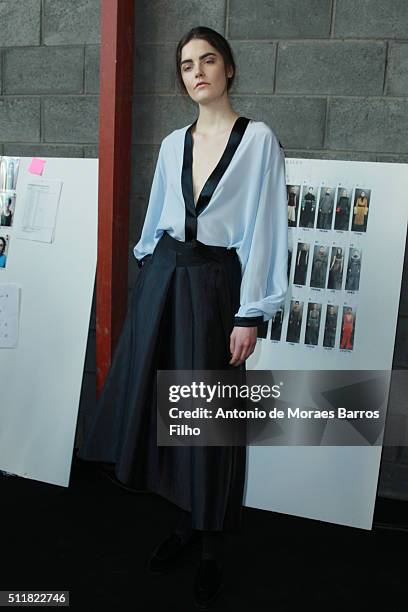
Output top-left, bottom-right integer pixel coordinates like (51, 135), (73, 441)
(77, 230), (247, 532)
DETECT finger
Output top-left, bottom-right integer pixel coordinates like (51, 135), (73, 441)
(229, 332), (235, 357)
(229, 341), (242, 365)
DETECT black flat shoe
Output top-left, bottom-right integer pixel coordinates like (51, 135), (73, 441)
(193, 558), (223, 609)
(147, 531), (201, 574)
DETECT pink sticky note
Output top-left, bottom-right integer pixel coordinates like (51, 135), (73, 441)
(28, 157), (46, 175)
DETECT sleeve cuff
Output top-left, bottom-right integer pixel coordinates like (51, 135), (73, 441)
(234, 315), (264, 327)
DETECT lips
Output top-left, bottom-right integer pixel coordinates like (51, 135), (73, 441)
(195, 82), (209, 89)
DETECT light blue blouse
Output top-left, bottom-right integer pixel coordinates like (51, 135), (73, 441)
(133, 118), (288, 324)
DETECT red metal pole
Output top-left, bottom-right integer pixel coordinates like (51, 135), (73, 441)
(97, 0), (134, 395)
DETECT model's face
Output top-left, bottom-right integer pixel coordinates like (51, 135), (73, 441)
(180, 39), (232, 103)
(0, 241), (4, 254)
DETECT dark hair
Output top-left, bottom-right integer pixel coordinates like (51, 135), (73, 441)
(0, 237), (6, 253)
(176, 26), (236, 96)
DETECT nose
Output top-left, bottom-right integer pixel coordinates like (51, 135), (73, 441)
(194, 64), (204, 78)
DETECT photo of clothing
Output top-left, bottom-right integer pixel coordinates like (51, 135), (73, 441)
(287, 248), (292, 281)
(323, 306), (338, 348)
(286, 301), (303, 343)
(352, 191), (369, 232)
(293, 243), (309, 285)
(0, 195), (14, 227)
(305, 304), (321, 346)
(310, 246), (328, 288)
(316, 188), (334, 230)
(327, 248), (343, 290)
(287, 186), (299, 227)
(340, 309), (355, 350)
(334, 192), (350, 230)
(345, 249), (362, 291)
(270, 307), (284, 341)
(299, 189), (316, 228)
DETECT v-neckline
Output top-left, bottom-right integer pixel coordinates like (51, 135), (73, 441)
(181, 116), (251, 242)
(189, 116), (242, 208)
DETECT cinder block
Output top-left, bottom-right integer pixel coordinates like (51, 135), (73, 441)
(83, 145), (98, 158)
(229, 0), (332, 39)
(133, 44), (176, 94)
(0, 0), (40, 46)
(43, 0), (100, 45)
(376, 154), (408, 163)
(334, 0), (408, 38)
(130, 144), (161, 196)
(0, 97), (40, 142)
(43, 96), (99, 143)
(3, 144), (83, 157)
(229, 42), (276, 94)
(327, 98), (408, 153)
(132, 94), (196, 144)
(134, 0), (226, 43)
(276, 41), (385, 95)
(230, 95), (326, 149)
(85, 45), (99, 94)
(386, 43), (408, 96)
(4, 46), (83, 94)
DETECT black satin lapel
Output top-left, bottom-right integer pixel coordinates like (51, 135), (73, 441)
(196, 116), (250, 217)
(182, 116), (251, 242)
(182, 119), (198, 242)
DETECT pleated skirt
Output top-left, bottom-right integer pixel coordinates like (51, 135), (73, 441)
(77, 230), (247, 532)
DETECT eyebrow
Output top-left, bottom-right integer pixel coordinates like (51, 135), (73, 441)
(180, 52), (217, 66)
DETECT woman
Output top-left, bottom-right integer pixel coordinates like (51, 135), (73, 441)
(0, 237), (7, 268)
(77, 26), (288, 607)
(1, 197), (13, 227)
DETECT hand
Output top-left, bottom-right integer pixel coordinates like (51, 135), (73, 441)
(229, 326), (258, 366)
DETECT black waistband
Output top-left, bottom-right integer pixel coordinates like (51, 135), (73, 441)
(158, 231), (236, 260)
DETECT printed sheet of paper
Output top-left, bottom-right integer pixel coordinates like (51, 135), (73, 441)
(0, 283), (20, 348)
(14, 178), (63, 243)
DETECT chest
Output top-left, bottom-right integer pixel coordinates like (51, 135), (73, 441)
(190, 132), (233, 206)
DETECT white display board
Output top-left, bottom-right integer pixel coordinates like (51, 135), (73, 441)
(244, 158), (408, 530)
(0, 157), (98, 487)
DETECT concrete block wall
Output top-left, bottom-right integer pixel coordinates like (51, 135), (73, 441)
(1, 1), (407, 498)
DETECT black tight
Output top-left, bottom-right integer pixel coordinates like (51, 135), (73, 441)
(201, 530), (224, 563)
(174, 507), (193, 543)
(174, 508), (224, 562)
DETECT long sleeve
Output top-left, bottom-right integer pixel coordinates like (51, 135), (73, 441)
(133, 141), (166, 267)
(234, 137), (288, 327)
